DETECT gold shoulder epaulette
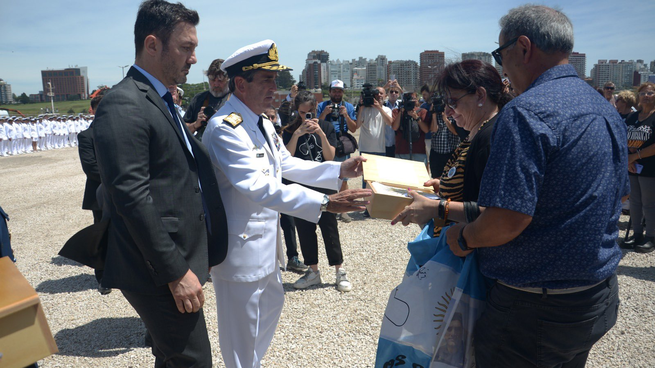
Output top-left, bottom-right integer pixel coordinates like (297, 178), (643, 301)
(223, 113), (243, 128)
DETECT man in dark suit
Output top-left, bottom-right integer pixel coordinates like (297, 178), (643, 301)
(78, 95), (103, 224)
(92, 1), (227, 366)
(77, 95), (111, 294)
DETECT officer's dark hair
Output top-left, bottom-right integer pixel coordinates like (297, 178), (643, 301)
(134, 0), (199, 57)
(90, 96), (103, 112)
(420, 84), (431, 94)
(228, 70), (256, 93)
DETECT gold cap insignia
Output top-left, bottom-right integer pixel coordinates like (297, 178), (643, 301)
(268, 43), (279, 62)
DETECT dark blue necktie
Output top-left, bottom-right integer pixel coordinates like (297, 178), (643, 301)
(162, 92), (185, 136)
(163, 91), (212, 234)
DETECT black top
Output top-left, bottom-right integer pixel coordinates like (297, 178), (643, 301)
(463, 115), (498, 201)
(282, 119), (337, 194)
(626, 111), (655, 177)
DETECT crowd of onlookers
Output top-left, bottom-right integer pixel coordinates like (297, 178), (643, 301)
(0, 115), (93, 157)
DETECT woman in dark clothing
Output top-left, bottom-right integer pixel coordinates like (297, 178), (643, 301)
(282, 91), (352, 292)
(391, 60), (513, 231)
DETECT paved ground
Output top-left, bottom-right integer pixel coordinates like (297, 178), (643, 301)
(1, 147), (653, 367)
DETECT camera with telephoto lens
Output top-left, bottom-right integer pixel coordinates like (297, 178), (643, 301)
(402, 92), (416, 111)
(361, 83), (379, 107)
(329, 103), (340, 121)
(431, 94), (445, 114)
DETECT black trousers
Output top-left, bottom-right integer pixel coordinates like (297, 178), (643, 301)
(280, 214), (299, 260)
(295, 212), (343, 266)
(122, 290), (212, 368)
(474, 275), (619, 368)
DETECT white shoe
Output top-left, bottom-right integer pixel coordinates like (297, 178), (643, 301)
(336, 268), (352, 292)
(294, 269), (321, 289)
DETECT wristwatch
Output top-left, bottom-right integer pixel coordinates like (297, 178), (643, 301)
(320, 194), (330, 212)
(458, 225), (471, 252)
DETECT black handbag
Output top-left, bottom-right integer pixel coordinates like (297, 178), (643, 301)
(335, 119), (358, 157)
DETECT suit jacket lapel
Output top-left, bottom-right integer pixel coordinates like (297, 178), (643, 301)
(127, 67), (191, 153)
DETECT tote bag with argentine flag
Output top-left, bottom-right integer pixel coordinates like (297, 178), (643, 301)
(375, 221), (487, 368)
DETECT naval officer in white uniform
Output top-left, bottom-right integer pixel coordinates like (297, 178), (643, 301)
(202, 40), (372, 368)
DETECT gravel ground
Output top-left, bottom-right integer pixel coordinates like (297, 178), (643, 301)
(1, 147), (653, 368)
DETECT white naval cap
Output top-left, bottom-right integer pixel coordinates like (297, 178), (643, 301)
(221, 39), (292, 78)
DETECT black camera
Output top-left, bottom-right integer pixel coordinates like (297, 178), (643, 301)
(431, 95), (445, 114)
(402, 92), (416, 111)
(202, 106), (216, 127)
(305, 112), (314, 120)
(329, 103), (340, 121)
(361, 83), (379, 107)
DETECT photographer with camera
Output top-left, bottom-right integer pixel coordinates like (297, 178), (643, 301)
(426, 93), (461, 178)
(356, 85), (392, 189)
(184, 58), (231, 139)
(392, 92), (430, 162)
(317, 79), (358, 222)
(281, 90), (352, 291)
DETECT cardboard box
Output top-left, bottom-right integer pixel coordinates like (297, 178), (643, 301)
(361, 154), (437, 220)
(0, 256), (58, 368)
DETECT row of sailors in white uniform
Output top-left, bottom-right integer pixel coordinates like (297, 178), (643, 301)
(0, 115), (93, 156)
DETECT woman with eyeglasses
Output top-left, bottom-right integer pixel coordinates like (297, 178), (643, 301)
(621, 82), (655, 253)
(282, 90), (353, 292)
(391, 60), (513, 236)
(603, 81), (617, 107)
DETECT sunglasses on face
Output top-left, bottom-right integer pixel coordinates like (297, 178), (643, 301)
(604, 86), (615, 90)
(639, 91), (655, 97)
(446, 92), (474, 110)
(389, 90), (399, 94)
(491, 37), (519, 66)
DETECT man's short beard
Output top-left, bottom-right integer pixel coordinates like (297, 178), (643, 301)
(331, 96), (342, 103)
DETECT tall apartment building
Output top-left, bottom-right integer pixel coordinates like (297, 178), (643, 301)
(302, 50), (330, 89)
(328, 59), (352, 87)
(41, 66), (89, 102)
(352, 67), (366, 90)
(568, 52), (586, 78)
(0, 79), (13, 104)
(419, 50), (445, 87)
(461, 52), (493, 65)
(389, 60), (419, 92)
(591, 60), (636, 89)
(365, 61), (378, 85)
(375, 55), (388, 84)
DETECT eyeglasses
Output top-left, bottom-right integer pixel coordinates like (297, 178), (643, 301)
(491, 37), (519, 66)
(446, 92), (474, 110)
(604, 86), (615, 90)
(639, 91), (654, 97)
(389, 90), (400, 94)
(209, 74), (228, 82)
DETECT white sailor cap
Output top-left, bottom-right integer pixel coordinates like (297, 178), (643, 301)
(221, 39), (291, 78)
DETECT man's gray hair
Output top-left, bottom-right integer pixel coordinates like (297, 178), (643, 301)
(500, 4), (574, 55)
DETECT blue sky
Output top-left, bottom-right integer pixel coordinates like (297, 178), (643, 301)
(2, 0), (654, 95)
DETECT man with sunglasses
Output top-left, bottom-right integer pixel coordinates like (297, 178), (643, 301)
(448, 5), (628, 367)
(184, 58), (231, 139)
(603, 81), (617, 107)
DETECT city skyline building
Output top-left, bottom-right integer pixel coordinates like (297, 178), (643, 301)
(419, 50), (445, 87)
(40, 66), (89, 102)
(389, 60), (419, 92)
(302, 50), (330, 89)
(461, 51), (493, 65)
(568, 51), (586, 78)
(0, 79), (13, 104)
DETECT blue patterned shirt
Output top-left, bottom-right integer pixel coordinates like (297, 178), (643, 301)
(477, 64), (629, 289)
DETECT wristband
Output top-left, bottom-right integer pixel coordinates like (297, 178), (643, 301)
(458, 225), (471, 252)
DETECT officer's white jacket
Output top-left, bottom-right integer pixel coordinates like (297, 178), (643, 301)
(203, 96), (341, 282)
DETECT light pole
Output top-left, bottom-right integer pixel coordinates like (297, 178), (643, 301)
(119, 65), (130, 79)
